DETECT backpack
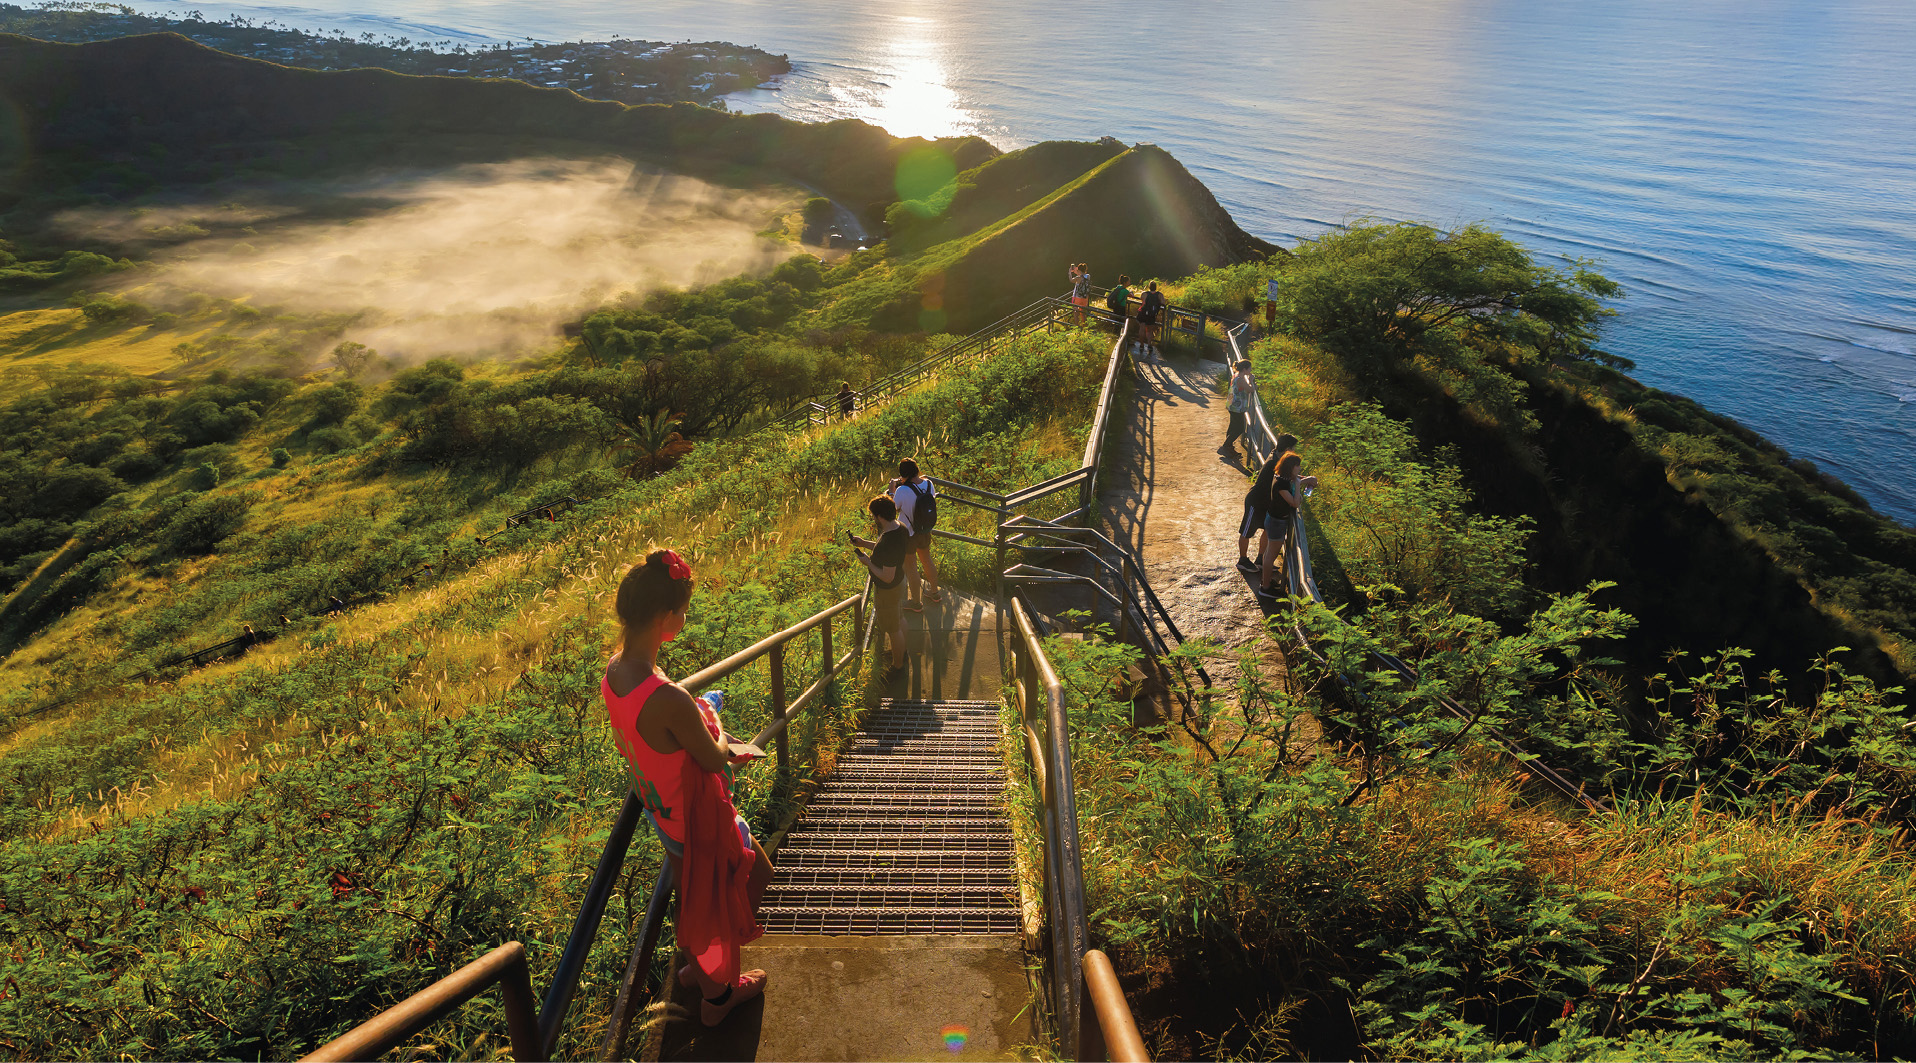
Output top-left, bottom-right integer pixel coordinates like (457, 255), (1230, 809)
(906, 479), (938, 534)
(1105, 287), (1126, 313)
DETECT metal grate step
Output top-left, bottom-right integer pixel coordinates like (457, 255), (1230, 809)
(777, 848), (1012, 870)
(760, 698), (1018, 935)
(759, 906), (1021, 935)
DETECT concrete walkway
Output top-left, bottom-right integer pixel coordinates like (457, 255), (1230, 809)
(1098, 353), (1287, 698)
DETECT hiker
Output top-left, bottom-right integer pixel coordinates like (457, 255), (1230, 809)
(1220, 359), (1255, 458)
(1106, 274), (1133, 333)
(890, 458), (943, 612)
(602, 549), (773, 1026)
(1237, 433), (1298, 572)
(849, 495), (912, 675)
(1069, 262), (1092, 324)
(836, 381), (857, 419)
(1258, 452), (1304, 598)
(1136, 281), (1166, 358)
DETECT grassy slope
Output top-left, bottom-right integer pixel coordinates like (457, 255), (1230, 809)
(823, 143), (1275, 334)
(0, 327), (1110, 1059)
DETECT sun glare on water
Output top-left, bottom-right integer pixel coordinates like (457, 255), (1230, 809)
(839, 13), (984, 141)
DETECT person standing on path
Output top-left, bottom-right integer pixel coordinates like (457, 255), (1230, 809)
(1237, 433), (1298, 572)
(836, 381), (857, 419)
(1258, 452), (1304, 598)
(1069, 263), (1092, 324)
(1136, 281), (1166, 358)
(850, 496), (912, 675)
(602, 549), (773, 1027)
(1220, 359), (1255, 458)
(890, 458), (943, 612)
(1106, 274), (1133, 334)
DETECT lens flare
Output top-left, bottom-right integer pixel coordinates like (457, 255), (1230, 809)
(941, 1023), (969, 1053)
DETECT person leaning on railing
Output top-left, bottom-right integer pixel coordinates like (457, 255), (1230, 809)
(601, 550), (774, 1026)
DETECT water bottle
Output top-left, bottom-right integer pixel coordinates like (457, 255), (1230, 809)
(703, 689), (725, 717)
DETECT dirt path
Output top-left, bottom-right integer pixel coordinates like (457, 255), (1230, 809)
(1100, 353), (1287, 699)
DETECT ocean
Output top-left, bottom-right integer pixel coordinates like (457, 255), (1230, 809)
(122, 0), (1916, 524)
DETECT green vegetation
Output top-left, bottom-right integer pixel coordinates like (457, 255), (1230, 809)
(0, 318), (1107, 1058)
(1177, 221), (1915, 695)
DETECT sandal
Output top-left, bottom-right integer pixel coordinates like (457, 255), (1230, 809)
(700, 969), (768, 1026)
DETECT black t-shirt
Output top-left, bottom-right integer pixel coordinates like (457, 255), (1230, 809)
(1268, 476), (1298, 520)
(1247, 456), (1278, 509)
(871, 527), (910, 589)
(1139, 289), (1165, 322)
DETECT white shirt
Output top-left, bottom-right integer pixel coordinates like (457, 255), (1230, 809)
(892, 478), (934, 534)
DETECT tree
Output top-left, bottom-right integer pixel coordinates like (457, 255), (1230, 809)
(1279, 221), (1624, 370)
(332, 341), (376, 378)
(611, 410), (691, 479)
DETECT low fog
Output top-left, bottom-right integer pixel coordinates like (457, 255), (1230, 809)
(69, 159), (796, 361)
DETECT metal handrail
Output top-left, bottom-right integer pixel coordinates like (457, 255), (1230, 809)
(1223, 326), (1608, 813)
(1008, 595), (1095, 1061)
(300, 942), (540, 1063)
(314, 590), (870, 1062)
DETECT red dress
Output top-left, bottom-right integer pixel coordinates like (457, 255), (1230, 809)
(603, 671), (763, 986)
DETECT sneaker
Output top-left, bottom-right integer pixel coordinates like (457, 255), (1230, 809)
(904, 598), (925, 612)
(1235, 558), (1258, 572)
(1256, 585), (1280, 599)
(700, 969), (768, 1026)
(924, 589), (944, 604)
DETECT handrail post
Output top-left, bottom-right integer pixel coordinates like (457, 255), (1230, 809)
(770, 642), (788, 772)
(500, 944), (542, 1063)
(821, 613), (833, 686)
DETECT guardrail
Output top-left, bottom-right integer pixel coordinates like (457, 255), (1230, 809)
(1007, 594), (1150, 1063)
(305, 590), (872, 1062)
(1225, 324), (1607, 813)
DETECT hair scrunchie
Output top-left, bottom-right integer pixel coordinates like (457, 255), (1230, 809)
(659, 549), (692, 581)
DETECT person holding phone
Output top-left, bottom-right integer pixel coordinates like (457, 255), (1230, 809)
(602, 548), (773, 1026)
(848, 494), (911, 676)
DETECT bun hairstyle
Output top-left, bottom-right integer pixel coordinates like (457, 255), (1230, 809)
(615, 549), (695, 632)
(869, 494), (898, 521)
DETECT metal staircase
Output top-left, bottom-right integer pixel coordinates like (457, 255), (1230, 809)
(760, 698), (1020, 935)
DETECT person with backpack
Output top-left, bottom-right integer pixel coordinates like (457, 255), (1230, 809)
(1069, 262), (1092, 324)
(890, 458), (942, 611)
(1136, 281), (1167, 358)
(836, 381), (857, 419)
(1106, 274), (1132, 333)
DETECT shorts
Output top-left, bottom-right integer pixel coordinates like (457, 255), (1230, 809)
(874, 581), (905, 633)
(907, 528), (933, 550)
(1239, 498), (1267, 539)
(1264, 511), (1296, 539)
(1071, 295), (1090, 307)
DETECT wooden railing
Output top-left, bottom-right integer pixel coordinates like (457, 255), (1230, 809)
(304, 590), (871, 1062)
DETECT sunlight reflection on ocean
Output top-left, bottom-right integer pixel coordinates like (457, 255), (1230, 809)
(124, 0), (1916, 523)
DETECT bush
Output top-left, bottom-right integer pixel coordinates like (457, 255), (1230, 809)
(271, 448), (291, 468)
(156, 492), (253, 556)
(190, 462), (220, 490)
